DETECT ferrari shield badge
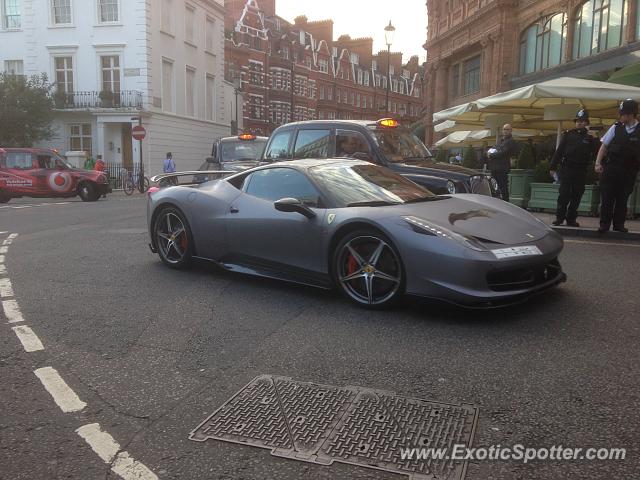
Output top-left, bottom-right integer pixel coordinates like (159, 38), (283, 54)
(327, 213), (336, 225)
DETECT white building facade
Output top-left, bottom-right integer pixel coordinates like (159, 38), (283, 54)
(0, 0), (234, 174)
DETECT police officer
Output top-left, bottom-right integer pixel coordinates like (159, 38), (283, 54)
(549, 109), (599, 227)
(488, 124), (519, 202)
(595, 99), (640, 233)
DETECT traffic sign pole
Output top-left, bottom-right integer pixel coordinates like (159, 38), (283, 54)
(131, 121), (146, 192)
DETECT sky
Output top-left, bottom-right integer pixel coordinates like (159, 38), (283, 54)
(274, 0), (428, 63)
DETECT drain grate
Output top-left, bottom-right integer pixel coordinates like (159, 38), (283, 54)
(190, 375), (478, 480)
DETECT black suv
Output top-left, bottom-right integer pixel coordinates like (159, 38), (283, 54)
(261, 119), (499, 196)
(195, 134), (268, 182)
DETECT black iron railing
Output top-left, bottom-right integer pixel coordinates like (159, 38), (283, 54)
(53, 90), (143, 109)
(105, 163), (146, 190)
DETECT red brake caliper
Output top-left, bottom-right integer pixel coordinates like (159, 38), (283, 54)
(179, 231), (188, 250)
(347, 254), (358, 276)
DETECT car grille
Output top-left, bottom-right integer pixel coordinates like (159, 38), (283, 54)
(469, 175), (492, 195)
(487, 258), (562, 292)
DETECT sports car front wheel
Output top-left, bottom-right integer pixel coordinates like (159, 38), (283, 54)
(154, 207), (194, 269)
(333, 230), (405, 308)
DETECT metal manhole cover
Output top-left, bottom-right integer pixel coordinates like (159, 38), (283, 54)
(191, 375), (478, 480)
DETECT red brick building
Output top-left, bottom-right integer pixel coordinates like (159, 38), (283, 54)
(424, 0), (640, 145)
(225, 0), (425, 136)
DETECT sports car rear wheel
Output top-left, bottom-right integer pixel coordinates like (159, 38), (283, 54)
(154, 207), (193, 269)
(333, 230), (405, 308)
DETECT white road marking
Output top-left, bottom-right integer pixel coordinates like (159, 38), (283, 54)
(76, 424), (159, 480)
(0, 255), (5, 263)
(34, 367), (86, 413)
(8, 233), (18, 239)
(0, 231), (7, 234)
(0, 246), (7, 254)
(3, 299), (24, 323)
(9, 206), (31, 209)
(565, 239), (640, 248)
(0, 264), (5, 274)
(0, 278), (14, 297)
(12, 325), (44, 352)
(2, 239), (12, 245)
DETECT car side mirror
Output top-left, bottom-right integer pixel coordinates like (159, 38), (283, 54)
(274, 197), (316, 219)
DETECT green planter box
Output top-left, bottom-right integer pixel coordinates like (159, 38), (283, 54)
(529, 183), (600, 215)
(508, 169), (534, 208)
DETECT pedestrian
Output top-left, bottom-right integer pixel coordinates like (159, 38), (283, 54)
(94, 155), (105, 172)
(487, 124), (519, 202)
(595, 99), (640, 233)
(163, 152), (176, 173)
(454, 152), (462, 165)
(83, 155), (95, 170)
(549, 109), (599, 227)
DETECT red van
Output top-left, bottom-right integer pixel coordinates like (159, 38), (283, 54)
(0, 148), (111, 203)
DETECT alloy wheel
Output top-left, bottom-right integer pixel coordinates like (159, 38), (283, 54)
(156, 211), (189, 265)
(336, 235), (402, 306)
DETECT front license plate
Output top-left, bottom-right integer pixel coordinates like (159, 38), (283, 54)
(491, 246), (543, 259)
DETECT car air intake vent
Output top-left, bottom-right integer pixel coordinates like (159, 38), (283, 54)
(487, 258), (561, 292)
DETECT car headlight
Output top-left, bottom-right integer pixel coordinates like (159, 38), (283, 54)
(446, 180), (457, 194)
(403, 216), (485, 251)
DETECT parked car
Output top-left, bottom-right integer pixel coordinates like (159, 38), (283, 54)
(147, 159), (565, 308)
(193, 134), (268, 183)
(0, 147), (111, 202)
(261, 118), (500, 196)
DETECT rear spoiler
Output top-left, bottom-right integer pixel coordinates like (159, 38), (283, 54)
(150, 170), (232, 186)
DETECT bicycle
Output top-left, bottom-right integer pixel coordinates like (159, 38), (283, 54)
(122, 169), (150, 195)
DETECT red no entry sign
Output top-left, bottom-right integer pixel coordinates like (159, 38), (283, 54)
(132, 125), (146, 140)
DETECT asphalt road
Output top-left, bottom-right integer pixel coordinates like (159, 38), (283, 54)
(1, 193), (639, 480)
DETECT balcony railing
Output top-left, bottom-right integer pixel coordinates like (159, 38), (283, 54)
(53, 90), (143, 109)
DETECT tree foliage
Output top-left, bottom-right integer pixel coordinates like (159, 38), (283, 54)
(516, 141), (536, 169)
(462, 145), (476, 169)
(0, 73), (55, 147)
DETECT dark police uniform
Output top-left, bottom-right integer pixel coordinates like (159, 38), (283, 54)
(550, 125), (598, 225)
(600, 121), (640, 231)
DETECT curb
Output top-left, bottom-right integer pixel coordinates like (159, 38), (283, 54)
(552, 226), (640, 241)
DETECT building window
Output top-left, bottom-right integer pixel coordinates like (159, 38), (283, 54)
(4, 59), (23, 75)
(2, 0), (20, 28)
(185, 5), (195, 44)
(573, 0), (627, 59)
(319, 58), (328, 73)
(162, 59), (174, 112)
(51, 0), (72, 25)
(206, 74), (215, 121)
(69, 124), (92, 156)
(463, 55), (481, 95)
(249, 95), (263, 119)
(100, 55), (120, 94)
(364, 71), (369, 86)
(185, 67), (196, 117)
(205, 17), (215, 52)
(519, 13), (566, 75)
(97, 0), (118, 23)
(350, 52), (359, 64)
(54, 56), (73, 93)
(249, 61), (264, 85)
(161, 0), (172, 33)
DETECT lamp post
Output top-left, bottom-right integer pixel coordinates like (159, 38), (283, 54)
(232, 73), (242, 135)
(384, 20), (395, 117)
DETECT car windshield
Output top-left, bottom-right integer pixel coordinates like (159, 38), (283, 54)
(220, 140), (267, 162)
(309, 163), (436, 207)
(369, 126), (432, 163)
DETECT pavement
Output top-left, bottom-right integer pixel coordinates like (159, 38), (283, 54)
(531, 211), (640, 240)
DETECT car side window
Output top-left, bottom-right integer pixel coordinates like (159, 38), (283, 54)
(335, 130), (374, 162)
(264, 132), (292, 160)
(37, 155), (53, 169)
(4, 152), (33, 169)
(244, 168), (322, 207)
(293, 129), (331, 159)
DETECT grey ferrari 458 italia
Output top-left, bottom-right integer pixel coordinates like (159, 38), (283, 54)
(148, 159), (566, 308)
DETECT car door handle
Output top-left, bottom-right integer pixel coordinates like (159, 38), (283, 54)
(230, 206), (239, 213)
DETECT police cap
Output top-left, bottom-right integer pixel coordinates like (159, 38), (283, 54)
(619, 99), (639, 116)
(575, 109), (589, 123)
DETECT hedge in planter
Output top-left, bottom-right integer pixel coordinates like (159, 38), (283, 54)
(507, 143), (536, 207)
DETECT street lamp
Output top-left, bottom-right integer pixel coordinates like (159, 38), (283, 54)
(232, 73), (242, 135)
(384, 20), (395, 116)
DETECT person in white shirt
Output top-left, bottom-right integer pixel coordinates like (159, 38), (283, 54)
(594, 99), (640, 233)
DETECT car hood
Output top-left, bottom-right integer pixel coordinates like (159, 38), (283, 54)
(383, 195), (551, 245)
(389, 161), (480, 179)
(222, 161), (260, 172)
